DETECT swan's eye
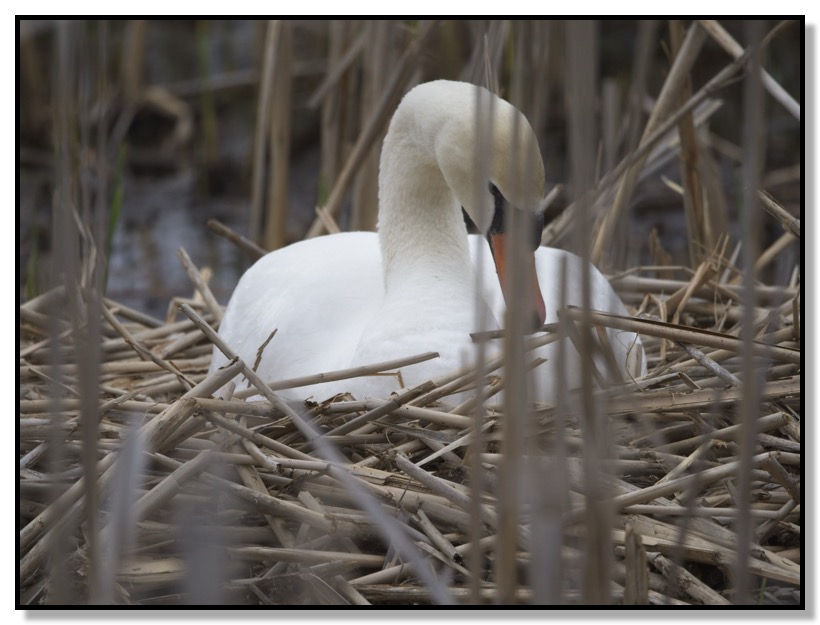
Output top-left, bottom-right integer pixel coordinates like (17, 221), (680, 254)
(487, 183), (506, 237)
(488, 182), (543, 251)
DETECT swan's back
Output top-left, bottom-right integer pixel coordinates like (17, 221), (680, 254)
(212, 235), (644, 405)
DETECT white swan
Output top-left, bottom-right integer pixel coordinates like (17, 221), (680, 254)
(209, 80), (645, 405)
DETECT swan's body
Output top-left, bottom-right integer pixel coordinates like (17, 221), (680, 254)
(210, 80), (645, 405)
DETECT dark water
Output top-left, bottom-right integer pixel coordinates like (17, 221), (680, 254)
(104, 146), (322, 321)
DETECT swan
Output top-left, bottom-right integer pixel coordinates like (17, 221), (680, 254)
(209, 80), (645, 405)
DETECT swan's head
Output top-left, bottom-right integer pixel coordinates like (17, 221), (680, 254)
(431, 82), (548, 329)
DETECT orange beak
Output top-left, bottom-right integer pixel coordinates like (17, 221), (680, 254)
(488, 233), (547, 331)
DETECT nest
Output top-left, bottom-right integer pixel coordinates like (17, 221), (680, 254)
(19, 245), (801, 606)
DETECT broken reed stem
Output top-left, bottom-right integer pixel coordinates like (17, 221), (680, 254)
(100, 303), (196, 390)
(206, 218), (267, 261)
(648, 551), (731, 605)
(233, 351), (439, 400)
(758, 190), (801, 238)
(560, 307), (800, 365)
(565, 451), (797, 525)
(176, 247), (224, 322)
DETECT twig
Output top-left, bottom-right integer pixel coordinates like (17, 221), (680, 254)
(206, 218), (267, 260)
(758, 190), (801, 238)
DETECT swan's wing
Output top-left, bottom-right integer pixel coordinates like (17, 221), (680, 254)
(210, 232), (384, 392)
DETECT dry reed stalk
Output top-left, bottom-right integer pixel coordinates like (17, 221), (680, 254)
(176, 247), (223, 322)
(755, 231), (797, 275)
(414, 509), (462, 564)
(121, 20), (147, 105)
(755, 500), (799, 544)
(155, 328), (215, 360)
(395, 453), (496, 526)
(653, 412), (787, 454)
(568, 451), (798, 523)
(21, 355), (212, 379)
(672, 341), (740, 386)
(623, 524), (649, 604)
(610, 526), (799, 587)
(301, 480), (473, 536)
(103, 298), (163, 328)
(120, 447), (217, 532)
(351, 21), (393, 231)
(346, 401), (475, 430)
(697, 19), (800, 119)
(234, 456), (299, 548)
(323, 383), (438, 437)
(20, 397), (168, 416)
(590, 21), (706, 265)
(560, 308), (800, 365)
(732, 22), (767, 602)
(194, 397), (280, 418)
(405, 355), (506, 407)
(608, 376), (798, 417)
(101, 304), (195, 390)
(314, 205), (341, 234)
(314, 21), (358, 226)
(206, 412), (314, 462)
(623, 505), (793, 520)
(263, 20), (292, 251)
(648, 551), (731, 605)
(230, 546), (385, 568)
(233, 351), (439, 400)
(206, 218), (267, 261)
(758, 190), (801, 238)
(249, 20), (278, 243)
(308, 23), (363, 109)
(669, 20), (708, 268)
(611, 274), (797, 305)
(544, 42), (750, 250)
(414, 421), (494, 468)
(666, 259), (718, 324)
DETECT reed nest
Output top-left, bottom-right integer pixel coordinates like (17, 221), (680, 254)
(19, 246), (801, 606)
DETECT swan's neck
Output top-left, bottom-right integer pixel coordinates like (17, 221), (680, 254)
(377, 147), (472, 299)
